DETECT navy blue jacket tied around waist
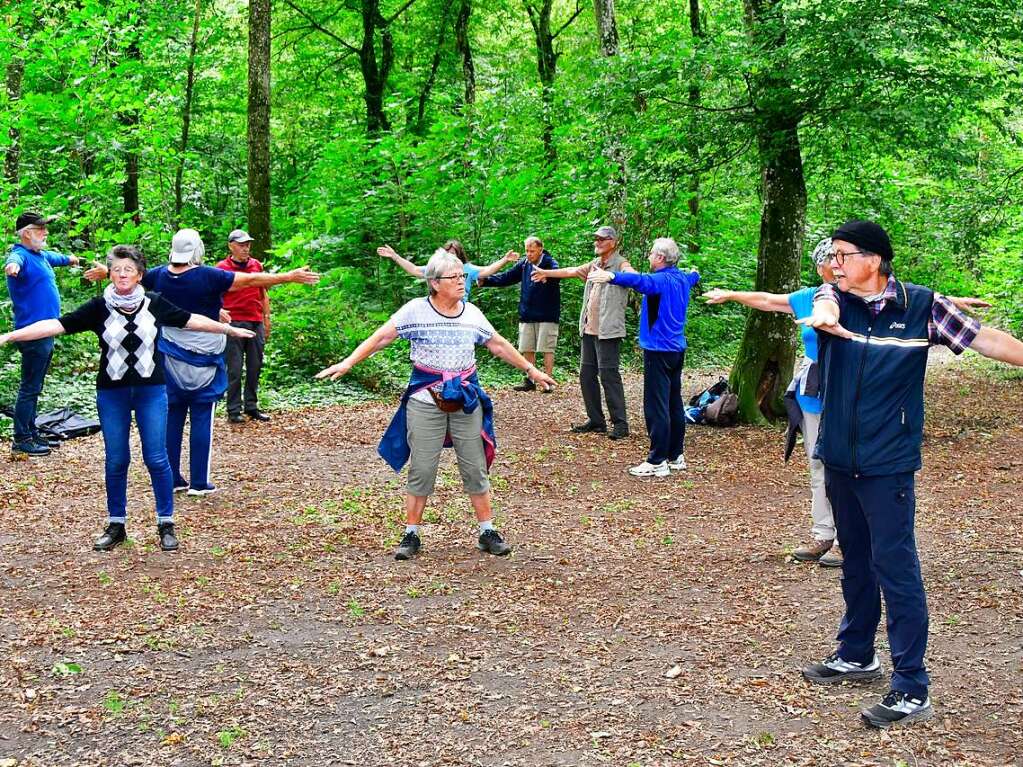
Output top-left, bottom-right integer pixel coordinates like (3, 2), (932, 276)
(378, 365), (496, 473)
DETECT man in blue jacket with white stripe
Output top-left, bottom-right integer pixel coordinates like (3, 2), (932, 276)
(588, 237), (700, 477)
(4, 212), (83, 456)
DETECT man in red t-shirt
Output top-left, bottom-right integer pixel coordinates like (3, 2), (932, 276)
(216, 230), (271, 423)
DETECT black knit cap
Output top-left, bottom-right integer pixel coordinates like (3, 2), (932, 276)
(831, 219), (893, 262)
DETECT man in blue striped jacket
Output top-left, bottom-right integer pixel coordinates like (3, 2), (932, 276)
(800, 219), (1023, 728)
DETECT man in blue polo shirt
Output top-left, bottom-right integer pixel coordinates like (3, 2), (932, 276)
(588, 237), (700, 477)
(801, 219), (1023, 728)
(479, 234), (561, 391)
(4, 212), (82, 456)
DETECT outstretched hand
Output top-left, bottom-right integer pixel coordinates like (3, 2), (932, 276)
(529, 369), (556, 392)
(288, 265), (321, 284)
(504, 250), (520, 263)
(83, 263), (108, 282)
(588, 267), (613, 284)
(377, 245), (399, 260)
(0, 332), (10, 346)
(315, 359), (353, 381)
(949, 296), (993, 313)
(5, 263), (21, 277)
(794, 315), (854, 340)
(702, 288), (731, 304)
(530, 267), (549, 283)
(228, 326), (257, 339)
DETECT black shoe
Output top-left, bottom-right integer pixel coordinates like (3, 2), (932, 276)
(36, 434), (61, 448)
(246, 410), (271, 422)
(861, 689), (933, 729)
(802, 651), (882, 685)
(570, 421), (607, 434)
(394, 531), (421, 561)
(12, 440), (50, 457)
(477, 529), (512, 556)
(512, 379), (536, 392)
(93, 523), (127, 552)
(228, 413), (245, 424)
(607, 425), (630, 440)
(157, 522), (179, 552)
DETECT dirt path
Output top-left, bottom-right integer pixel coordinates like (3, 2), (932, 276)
(2, 362), (1022, 766)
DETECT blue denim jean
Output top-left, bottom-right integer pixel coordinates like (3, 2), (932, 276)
(96, 385), (174, 523)
(166, 400), (216, 491)
(13, 338), (55, 443)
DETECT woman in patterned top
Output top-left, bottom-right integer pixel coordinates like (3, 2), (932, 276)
(317, 249), (555, 561)
(377, 239), (518, 303)
(0, 245), (254, 553)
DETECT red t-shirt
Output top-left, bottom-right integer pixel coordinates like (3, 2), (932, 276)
(216, 257), (267, 322)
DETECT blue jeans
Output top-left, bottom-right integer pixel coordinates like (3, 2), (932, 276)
(826, 468), (929, 699)
(96, 385), (174, 523)
(13, 338), (54, 443)
(166, 400), (216, 491)
(642, 349), (686, 463)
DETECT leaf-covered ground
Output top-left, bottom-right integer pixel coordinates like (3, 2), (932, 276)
(2, 359), (1021, 767)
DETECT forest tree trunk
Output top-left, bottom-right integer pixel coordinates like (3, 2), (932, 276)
(248, 0), (272, 260)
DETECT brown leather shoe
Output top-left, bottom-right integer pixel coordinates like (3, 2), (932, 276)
(819, 545), (843, 568)
(792, 538), (834, 562)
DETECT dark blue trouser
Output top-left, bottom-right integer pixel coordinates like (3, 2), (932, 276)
(642, 349), (686, 464)
(166, 400), (216, 491)
(13, 338), (54, 443)
(825, 468), (929, 699)
(96, 385), (174, 523)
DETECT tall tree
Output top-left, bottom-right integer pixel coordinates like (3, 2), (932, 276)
(454, 0), (475, 108)
(685, 0), (704, 253)
(3, 52), (24, 200)
(248, 0), (272, 260)
(174, 0), (203, 224)
(525, 0), (583, 167)
(410, 0), (455, 135)
(592, 0), (618, 57)
(728, 0), (805, 423)
(119, 38), (142, 225)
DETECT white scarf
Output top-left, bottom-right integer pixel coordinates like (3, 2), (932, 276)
(104, 283), (146, 313)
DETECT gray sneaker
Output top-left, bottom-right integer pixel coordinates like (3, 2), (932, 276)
(394, 531), (421, 561)
(477, 529), (512, 556)
(802, 651), (882, 684)
(861, 689), (933, 729)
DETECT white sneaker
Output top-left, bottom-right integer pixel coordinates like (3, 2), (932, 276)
(668, 454), (687, 471)
(186, 486), (218, 497)
(628, 461), (669, 478)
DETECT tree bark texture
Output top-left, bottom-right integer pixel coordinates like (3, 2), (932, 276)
(685, 0), (703, 253)
(4, 54), (24, 198)
(248, 0), (272, 260)
(592, 0), (619, 57)
(526, 1), (558, 168)
(360, 0), (392, 134)
(120, 39), (142, 224)
(731, 0), (806, 423)
(175, 0), (202, 223)
(454, 0), (475, 108)
(412, 0), (454, 135)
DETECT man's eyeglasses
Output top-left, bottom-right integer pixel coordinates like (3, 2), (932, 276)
(435, 274), (467, 282)
(830, 249), (871, 266)
(594, 236), (612, 243)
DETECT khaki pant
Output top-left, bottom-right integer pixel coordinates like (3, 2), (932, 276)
(405, 398), (489, 496)
(802, 409), (836, 541)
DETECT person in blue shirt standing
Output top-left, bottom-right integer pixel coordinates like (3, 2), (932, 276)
(478, 235), (561, 391)
(587, 237), (700, 477)
(4, 212), (84, 456)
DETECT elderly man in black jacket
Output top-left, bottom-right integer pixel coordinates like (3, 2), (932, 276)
(480, 235), (560, 392)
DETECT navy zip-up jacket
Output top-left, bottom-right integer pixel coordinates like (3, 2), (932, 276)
(609, 265), (700, 352)
(816, 280), (932, 477)
(482, 251), (560, 323)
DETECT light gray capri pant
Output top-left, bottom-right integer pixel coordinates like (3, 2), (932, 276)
(405, 398), (490, 496)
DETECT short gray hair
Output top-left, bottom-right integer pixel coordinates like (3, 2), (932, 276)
(107, 244), (147, 274)
(423, 248), (464, 294)
(651, 237), (681, 265)
(524, 235), (543, 248)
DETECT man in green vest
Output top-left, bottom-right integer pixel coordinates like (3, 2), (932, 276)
(531, 226), (634, 439)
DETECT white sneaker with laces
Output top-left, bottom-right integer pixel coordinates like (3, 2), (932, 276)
(628, 460), (669, 477)
(668, 454), (687, 471)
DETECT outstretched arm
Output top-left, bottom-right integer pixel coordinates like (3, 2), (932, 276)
(230, 266), (320, 291)
(378, 245), (425, 278)
(969, 326), (1023, 367)
(315, 320), (400, 381)
(476, 251), (519, 280)
(531, 263), (590, 282)
(184, 314), (256, 339)
(703, 288), (794, 314)
(0, 319), (66, 346)
(484, 332), (556, 391)
(947, 296), (992, 313)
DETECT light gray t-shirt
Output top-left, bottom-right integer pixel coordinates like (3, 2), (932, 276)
(391, 297), (495, 404)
